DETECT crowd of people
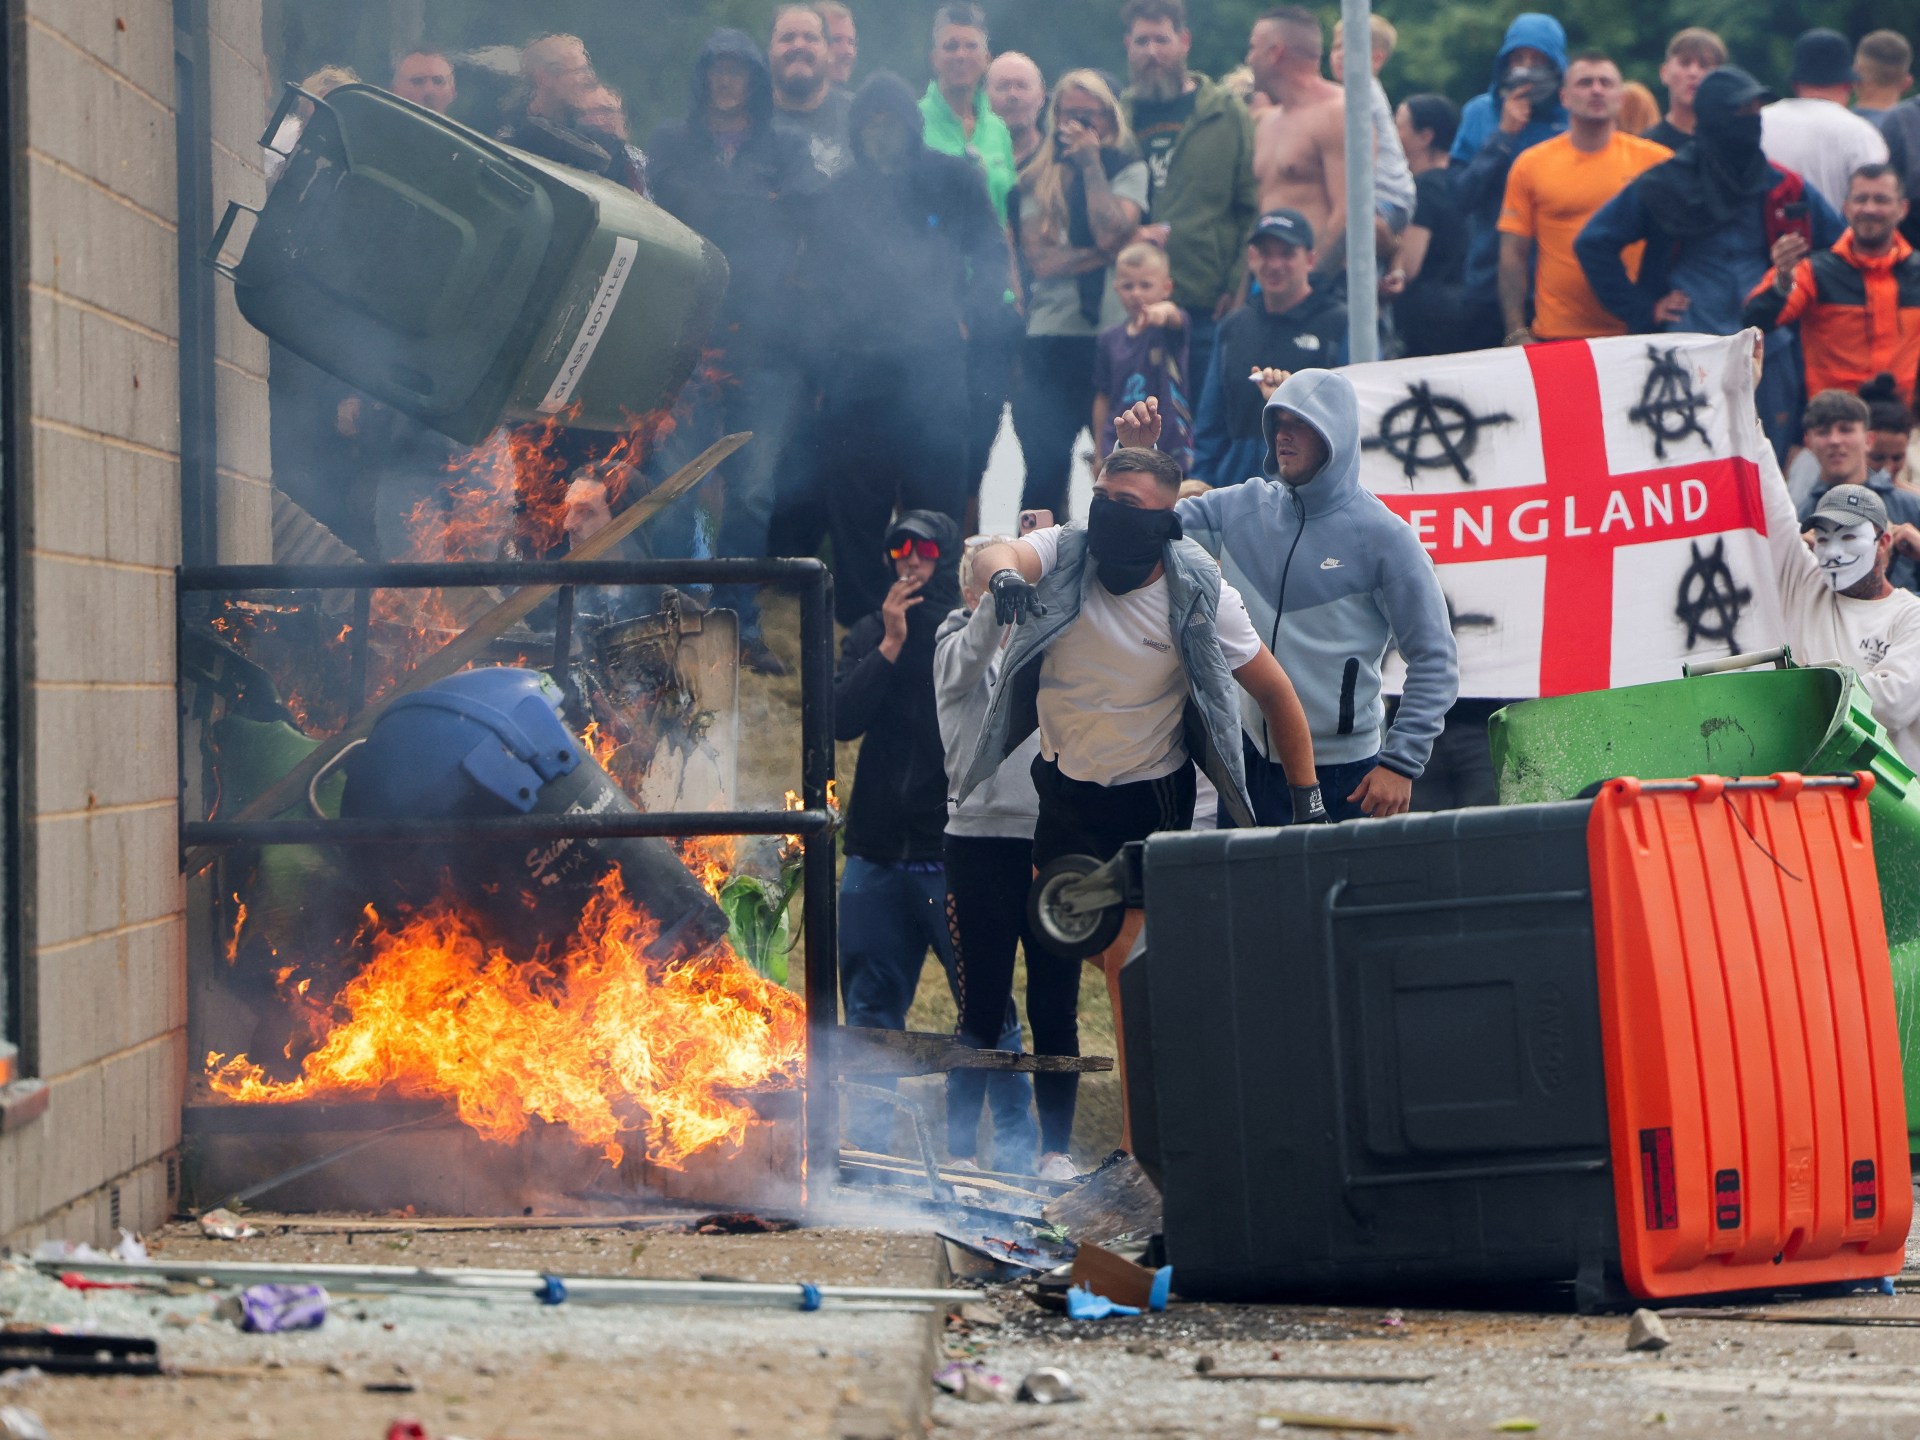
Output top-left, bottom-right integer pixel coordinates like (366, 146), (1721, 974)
(269, 5), (1920, 1177)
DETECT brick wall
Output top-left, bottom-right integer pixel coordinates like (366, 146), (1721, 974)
(0, 0), (270, 1248)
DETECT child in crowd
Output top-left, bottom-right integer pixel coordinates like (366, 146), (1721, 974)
(1091, 243), (1195, 471)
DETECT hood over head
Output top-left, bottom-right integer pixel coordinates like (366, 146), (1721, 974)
(885, 509), (963, 620)
(689, 29), (774, 128)
(1262, 369), (1361, 516)
(849, 71), (928, 166)
(1485, 14), (1568, 112)
(1636, 66), (1776, 240)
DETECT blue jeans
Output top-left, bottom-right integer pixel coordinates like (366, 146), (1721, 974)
(839, 856), (1037, 1168)
(1222, 734), (1384, 826)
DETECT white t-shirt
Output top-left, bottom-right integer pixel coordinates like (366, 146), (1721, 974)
(1761, 98), (1889, 212)
(1021, 525), (1262, 786)
(1760, 441), (1920, 768)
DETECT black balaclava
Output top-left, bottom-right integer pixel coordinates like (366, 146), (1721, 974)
(1636, 67), (1775, 240)
(884, 509), (962, 655)
(1086, 496), (1181, 595)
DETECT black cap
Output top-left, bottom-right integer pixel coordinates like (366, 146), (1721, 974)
(1250, 208), (1315, 251)
(1790, 28), (1857, 88)
(1697, 66), (1777, 114)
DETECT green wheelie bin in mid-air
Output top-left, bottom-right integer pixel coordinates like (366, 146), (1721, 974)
(210, 83), (729, 444)
(1489, 649), (1920, 1149)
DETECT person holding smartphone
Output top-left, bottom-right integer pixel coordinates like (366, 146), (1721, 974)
(1012, 70), (1149, 521)
(1745, 164), (1920, 412)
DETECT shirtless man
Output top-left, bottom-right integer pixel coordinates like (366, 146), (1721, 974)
(1248, 6), (1349, 281)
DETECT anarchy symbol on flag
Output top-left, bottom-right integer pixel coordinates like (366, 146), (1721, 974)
(1364, 381), (1515, 483)
(1350, 333), (1783, 701)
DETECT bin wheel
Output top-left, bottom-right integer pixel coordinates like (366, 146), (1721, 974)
(1029, 855), (1125, 960)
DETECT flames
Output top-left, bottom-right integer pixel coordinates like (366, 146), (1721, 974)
(674, 834), (736, 902)
(205, 871), (804, 1169)
(204, 378), (813, 1172)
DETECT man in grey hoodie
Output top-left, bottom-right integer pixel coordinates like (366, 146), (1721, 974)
(1136, 370), (1457, 822)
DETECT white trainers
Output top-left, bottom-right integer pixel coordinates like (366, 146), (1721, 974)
(944, 1157), (984, 1202)
(1037, 1151), (1078, 1183)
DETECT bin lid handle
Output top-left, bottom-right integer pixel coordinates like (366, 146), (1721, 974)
(204, 201), (261, 282)
(1681, 645), (1793, 679)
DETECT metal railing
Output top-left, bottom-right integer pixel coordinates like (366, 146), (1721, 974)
(176, 557), (839, 1207)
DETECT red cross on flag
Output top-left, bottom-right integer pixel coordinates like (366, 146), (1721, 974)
(1351, 332), (1784, 699)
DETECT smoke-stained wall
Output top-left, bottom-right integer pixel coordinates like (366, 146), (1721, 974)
(0, 0), (271, 1248)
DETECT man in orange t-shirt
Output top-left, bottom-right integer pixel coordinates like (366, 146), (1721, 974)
(1498, 52), (1671, 343)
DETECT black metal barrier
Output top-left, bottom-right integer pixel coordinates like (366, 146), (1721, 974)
(176, 558), (839, 1207)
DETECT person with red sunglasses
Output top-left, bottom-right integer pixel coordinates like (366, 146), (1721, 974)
(836, 510), (1038, 1163)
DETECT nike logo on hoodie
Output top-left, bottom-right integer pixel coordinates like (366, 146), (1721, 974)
(1320, 557), (1343, 569)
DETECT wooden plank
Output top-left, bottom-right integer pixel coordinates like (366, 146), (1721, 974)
(184, 432), (749, 876)
(839, 1148), (1077, 1194)
(836, 1027), (1115, 1077)
(251, 1213), (703, 1234)
(1194, 1372), (1434, 1385)
(837, 1154), (1056, 1201)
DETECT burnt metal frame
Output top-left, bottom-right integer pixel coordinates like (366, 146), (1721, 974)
(176, 557), (839, 1208)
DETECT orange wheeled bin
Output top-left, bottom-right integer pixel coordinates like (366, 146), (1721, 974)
(1589, 775), (1911, 1298)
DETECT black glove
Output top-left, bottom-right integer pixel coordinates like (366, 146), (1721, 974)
(1290, 784), (1329, 824)
(989, 568), (1047, 626)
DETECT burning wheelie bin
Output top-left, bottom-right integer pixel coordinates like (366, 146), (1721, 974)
(209, 83), (728, 443)
(1488, 650), (1920, 1148)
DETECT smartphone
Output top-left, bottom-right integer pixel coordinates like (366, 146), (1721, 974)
(1773, 197), (1813, 245)
(1018, 509), (1054, 534)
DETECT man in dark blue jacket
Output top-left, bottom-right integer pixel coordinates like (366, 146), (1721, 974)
(647, 31), (816, 674)
(1449, 14), (1568, 352)
(1191, 209), (1347, 488)
(1575, 67), (1843, 454)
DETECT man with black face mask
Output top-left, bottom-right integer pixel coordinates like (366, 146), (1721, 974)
(1577, 67), (1844, 454)
(960, 446), (1318, 1145)
(962, 447), (1318, 839)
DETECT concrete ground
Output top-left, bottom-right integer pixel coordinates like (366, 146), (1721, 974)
(0, 1221), (946, 1440)
(929, 1222), (1920, 1439)
(11, 1208), (1920, 1439)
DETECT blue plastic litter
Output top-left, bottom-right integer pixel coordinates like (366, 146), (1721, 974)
(537, 1274), (568, 1305)
(799, 1282), (822, 1312)
(1066, 1285), (1140, 1320)
(1148, 1266), (1173, 1312)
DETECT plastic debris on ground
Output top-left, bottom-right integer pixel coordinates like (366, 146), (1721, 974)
(1068, 1240), (1171, 1313)
(0, 1406), (50, 1440)
(933, 1360), (1014, 1403)
(1258, 1412), (1410, 1435)
(1065, 1286), (1139, 1320)
(197, 1209), (260, 1241)
(1016, 1366), (1081, 1403)
(231, 1284), (328, 1334)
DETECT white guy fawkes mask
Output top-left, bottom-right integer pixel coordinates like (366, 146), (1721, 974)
(1812, 519), (1880, 592)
